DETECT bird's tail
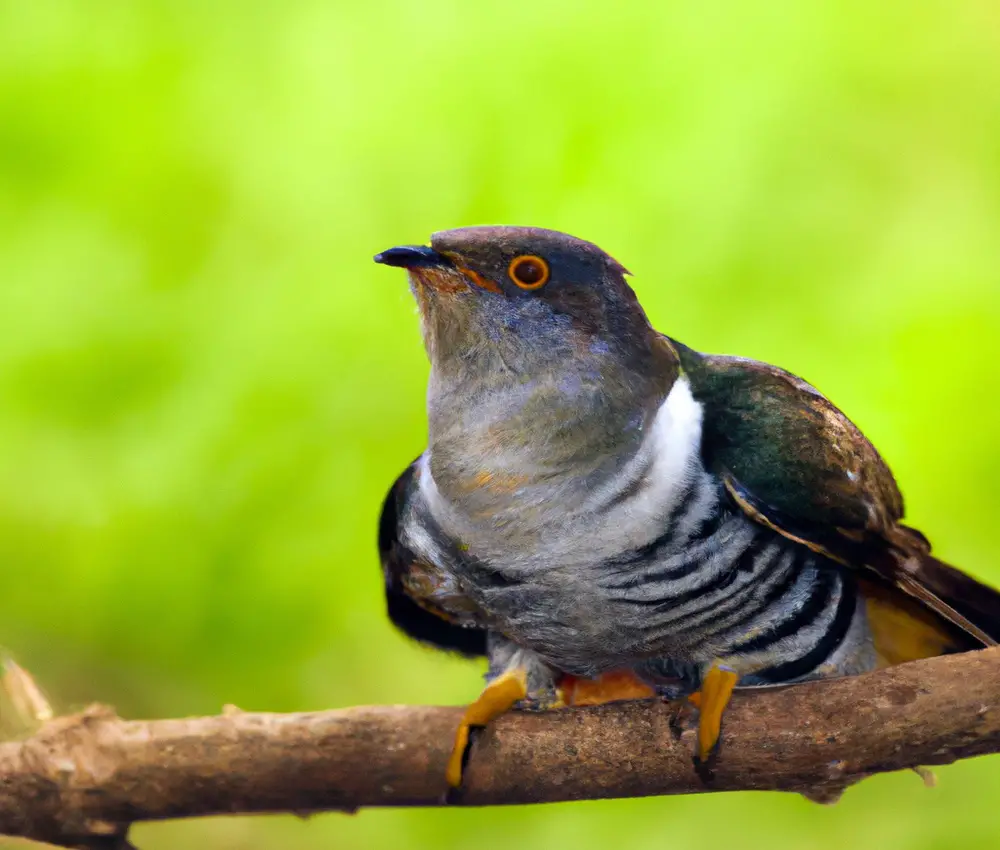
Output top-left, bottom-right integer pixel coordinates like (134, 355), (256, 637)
(896, 549), (1000, 647)
(860, 523), (1000, 668)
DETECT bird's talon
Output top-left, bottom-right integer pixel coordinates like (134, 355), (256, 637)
(693, 751), (718, 785)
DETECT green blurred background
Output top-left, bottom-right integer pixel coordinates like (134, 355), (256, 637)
(2, 1), (1000, 847)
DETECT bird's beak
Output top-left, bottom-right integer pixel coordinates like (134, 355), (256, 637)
(373, 245), (453, 270)
(374, 243), (499, 294)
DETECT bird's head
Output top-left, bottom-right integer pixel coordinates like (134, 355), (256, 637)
(375, 226), (680, 502)
(375, 226), (672, 384)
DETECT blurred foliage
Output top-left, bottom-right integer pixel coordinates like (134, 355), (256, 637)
(1, 1), (1000, 848)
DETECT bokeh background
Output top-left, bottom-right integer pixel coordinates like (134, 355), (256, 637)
(2, 1), (1000, 847)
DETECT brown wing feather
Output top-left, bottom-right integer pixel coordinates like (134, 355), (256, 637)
(882, 524), (998, 647)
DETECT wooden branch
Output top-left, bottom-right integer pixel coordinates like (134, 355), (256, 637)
(3, 648), (1000, 849)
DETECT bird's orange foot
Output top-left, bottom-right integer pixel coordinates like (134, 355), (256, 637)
(558, 669), (656, 706)
(446, 667), (528, 788)
(692, 663), (739, 781)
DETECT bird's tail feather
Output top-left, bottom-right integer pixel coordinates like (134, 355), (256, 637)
(898, 549), (1000, 647)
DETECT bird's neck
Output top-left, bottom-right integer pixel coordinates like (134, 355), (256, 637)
(425, 339), (679, 510)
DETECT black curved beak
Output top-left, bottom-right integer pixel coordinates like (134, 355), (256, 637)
(373, 245), (452, 269)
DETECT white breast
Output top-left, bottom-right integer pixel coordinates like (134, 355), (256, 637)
(581, 376), (711, 546)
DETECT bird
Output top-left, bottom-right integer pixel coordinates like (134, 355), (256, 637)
(373, 226), (1000, 788)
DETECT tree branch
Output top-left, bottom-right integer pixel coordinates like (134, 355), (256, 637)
(3, 648), (1000, 848)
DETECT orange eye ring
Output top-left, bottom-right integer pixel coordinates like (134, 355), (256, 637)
(508, 255), (550, 290)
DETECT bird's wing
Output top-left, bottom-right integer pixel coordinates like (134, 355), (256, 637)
(378, 457), (488, 656)
(672, 338), (1000, 653)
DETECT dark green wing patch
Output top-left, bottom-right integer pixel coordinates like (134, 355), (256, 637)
(672, 338), (1000, 647)
(674, 340), (902, 534)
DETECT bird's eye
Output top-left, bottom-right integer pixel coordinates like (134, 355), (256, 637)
(508, 255), (550, 290)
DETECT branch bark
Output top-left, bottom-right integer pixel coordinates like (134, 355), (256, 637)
(3, 648), (1000, 849)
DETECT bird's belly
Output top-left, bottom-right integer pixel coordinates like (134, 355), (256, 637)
(407, 465), (880, 682)
(465, 575), (688, 676)
(479, 573), (879, 686)
(457, 524), (881, 684)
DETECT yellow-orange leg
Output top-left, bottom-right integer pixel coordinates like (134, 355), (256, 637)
(446, 667), (528, 788)
(695, 663), (739, 764)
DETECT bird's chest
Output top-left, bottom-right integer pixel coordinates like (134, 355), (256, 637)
(423, 377), (708, 558)
(405, 377), (713, 672)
